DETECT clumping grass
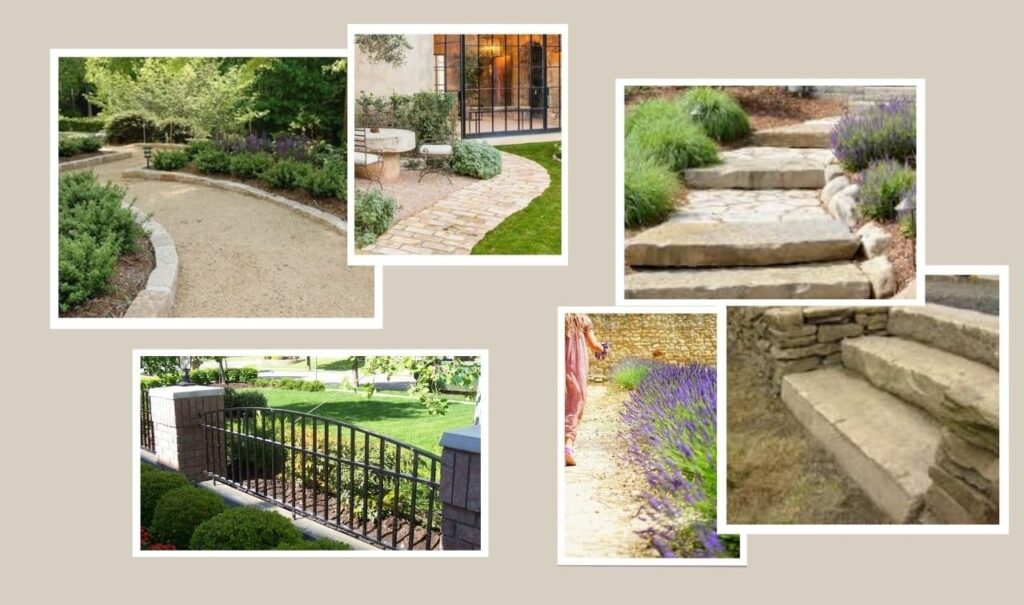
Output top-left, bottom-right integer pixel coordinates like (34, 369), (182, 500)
(472, 142), (561, 255)
(857, 159), (915, 222)
(611, 361), (650, 390)
(678, 87), (751, 143)
(626, 114), (718, 174)
(261, 388), (474, 453)
(624, 147), (681, 228)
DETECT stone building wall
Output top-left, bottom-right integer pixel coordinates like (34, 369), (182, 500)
(587, 313), (717, 381)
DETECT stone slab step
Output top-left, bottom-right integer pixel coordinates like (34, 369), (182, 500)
(624, 261), (871, 299)
(841, 336), (999, 452)
(888, 304), (999, 369)
(782, 367), (942, 522)
(684, 147), (834, 189)
(625, 220), (859, 268)
(750, 117), (840, 148)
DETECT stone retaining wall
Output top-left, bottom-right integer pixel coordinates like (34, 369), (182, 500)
(588, 313), (717, 382)
(923, 429), (998, 524)
(123, 208), (178, 318)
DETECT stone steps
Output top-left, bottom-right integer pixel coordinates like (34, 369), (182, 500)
(841, 336), (999, 452)
(781, 367), (942, 521)
(624, 220), (859, 268)
(750, 117), (839, 149)
(888, 304), (999, 369)
(684, 147), (834, 189)
(624, 261), (871, 299)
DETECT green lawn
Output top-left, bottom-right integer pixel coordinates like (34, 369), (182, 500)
(259, 388), (474, 454)
(471, 141), (562, 255)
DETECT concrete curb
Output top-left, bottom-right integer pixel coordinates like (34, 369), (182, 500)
(58, 150), (133, 173)
(124, 207), (177, 318)
(122, 168), (348, 233)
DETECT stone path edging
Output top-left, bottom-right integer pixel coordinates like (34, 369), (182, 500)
(58, 151), (133, 173)
(121, 168), (347, 233)
(364, 151), (549, 255)
(124, 207), (178, 318)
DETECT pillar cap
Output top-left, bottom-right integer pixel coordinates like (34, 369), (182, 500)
(148, 385), (225, 400)
(439, 425), (481, 453)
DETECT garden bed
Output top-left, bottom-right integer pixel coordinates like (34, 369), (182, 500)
(179, 165), (346, 220)
(63, 232), (155, 318)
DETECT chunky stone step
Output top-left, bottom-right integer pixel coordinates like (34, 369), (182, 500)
(624, 261), (871, 299)
(841, 336), (999, 452)
(782, 367), (942, 522)
(750, 117), (840, 148)
(888, 304), (999, 369)
(625, 220), (859, 267)
(684, 147), (834, 189)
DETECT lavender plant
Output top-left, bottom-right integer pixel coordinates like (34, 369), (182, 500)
(831, 98), (916, 171)
(620, 362), (739, 558)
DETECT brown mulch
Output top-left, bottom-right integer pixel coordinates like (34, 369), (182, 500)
(181, 166), (346, 221)
(867, 220), (916, 293)
(62, 233), (155, 318)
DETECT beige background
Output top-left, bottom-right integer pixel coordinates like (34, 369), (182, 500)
(3, 0), (1021, 602)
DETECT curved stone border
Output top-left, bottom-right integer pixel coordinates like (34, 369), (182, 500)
(121, 168), (347, 233)
(124, 208), (178, 318)
(58, 150), (133, 173)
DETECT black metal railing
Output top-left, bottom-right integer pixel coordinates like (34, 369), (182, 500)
(140, 390), (156, 453)
(200, 408), (442, 550)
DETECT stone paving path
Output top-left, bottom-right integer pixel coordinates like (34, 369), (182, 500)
(670, 189), (829, 223)
(363, 151), (549, 255)
(78, 149), (374, 318)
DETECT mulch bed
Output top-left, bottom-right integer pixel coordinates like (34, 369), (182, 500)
(62, 233), (155, 318)
(180, 166), (346, 221)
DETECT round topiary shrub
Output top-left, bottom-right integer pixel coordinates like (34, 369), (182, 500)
(354, 188), (397, 247)
(450, 141), (502, 179)
(624, 150), (681, 229)
(224, 388), (269, 409)
(105, 112), (159, 145)
(626, 115), (718, 174)
(274, 538), (352, 550)
(140, 469), (190, 527)
(678, 87), (750, 143)
(189, 507), (303, 550)
(263, 158), (313, 189)
(857, 159), (916, 221)
(193, 148), (232, 174)
(831, 98), (916, 171)
(152, 150), (189, 171)
(149, 487), (227, 549)
(228, 151), (275, 180)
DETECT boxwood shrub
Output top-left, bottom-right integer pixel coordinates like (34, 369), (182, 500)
(149, 487), (226, 549)
(857, 159), (916, 221)
(678, 87), (750, 143)
(263, 158), (313, 189)
(224, 388), (269, 409)
(59, 116), (106, 133)
(301, 160), (346, 199)
(140, 468), (190, 527)
(274, 538), (352, 550)
(228, 151), (275, 180)
(450, 141), (502, 179)
(152, 150), (189, 171)
(59, 135), (103, 157)
(193, 148), (232, 174)
(190, 507), (303, 550)
(354, 188), (397, 247)
(105, 112), (159, 145)
(831, 98), (916, 171)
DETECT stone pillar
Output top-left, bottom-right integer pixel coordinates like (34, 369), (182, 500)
(149, 385), (225, 481)
(439, 425), (482, 550)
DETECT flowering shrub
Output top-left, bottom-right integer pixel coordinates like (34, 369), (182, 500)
(141, 527), (177, 550)
(857, 159), (916, 221)
(620, 362), (739, 558)
(831, 98), (916, 171)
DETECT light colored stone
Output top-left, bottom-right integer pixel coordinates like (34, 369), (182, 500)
(802, 307), (852, 322)
(928, 465), (997, 523)
(124, 289), (173, 317)
(817, 322), (864, 342)
(829, 193), (859, 227)
(782, 367), (942, 522)
(825, 164), (846, 182)
(625, 220), (859, 267)
(750, 117), (839, 148)
(923, 482), (976, 524)
(769, 324), (817, 338)
(839, 183), (860, 200)
(624, 262), (872, 299)
(820, 175), (850, 203)
(860, 256), (895, 298)
(770, 341), (839, 360)
(857, 222), (892, 258)
(684, 147), (834, 189)
(763, 307), (805, 330)
(937, 429), (998, 500)
(670, 189), (829, 224)
(888, 304), (999, 369)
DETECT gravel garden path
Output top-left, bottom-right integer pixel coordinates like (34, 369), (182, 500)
(81, 150), (374, 318)
(564, 385), (656, 559)
(363, 151), (549, 255)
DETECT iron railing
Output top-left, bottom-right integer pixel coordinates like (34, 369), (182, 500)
(140, 390), (156, 453)
(200, 407), (442, 550)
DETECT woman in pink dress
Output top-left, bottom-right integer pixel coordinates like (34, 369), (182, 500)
(565, 313), (607, 466)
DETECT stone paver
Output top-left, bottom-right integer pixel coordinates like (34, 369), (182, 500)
(364, 151), (549, 255)
(684, 147), (835, 189)
(750, 117), (840, 148)
(625, 261), (872, 299)
(670, 189), (830, 223)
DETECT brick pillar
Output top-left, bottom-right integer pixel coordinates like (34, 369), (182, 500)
(439, 425), (481, 550)
(149, 385), (225, 481)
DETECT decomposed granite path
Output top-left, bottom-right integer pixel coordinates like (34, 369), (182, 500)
(564, 385), (656, 559)
(363, 151), (549, 255)
(80, 149), (374, 318)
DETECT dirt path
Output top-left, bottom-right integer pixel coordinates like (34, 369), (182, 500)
(80, 149), (374, 318)
(564, 384), (657, 559)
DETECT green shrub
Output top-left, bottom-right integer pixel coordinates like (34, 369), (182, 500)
(140, 376), (163, 391)
(900, 215), (915, 238)
(858, 160), (916, 221)
(193, 148), (231, 174)
(140, 469), (190, 527)
(624, 149), (681, 228)
(187, 368), (220, 385)
(190, 507), (303, 550)
(224, 388), (268, 409)
(264, 158), (313, 189)
(250, 378), (325, 391)
(59, 116), (105, 133)
(141, 463), (159, 474)
(105, 112), (158, 145)
(79, 136), (103, 153)
(228, 151), (275, 179)
(239, 367), (259, 383)
(612, 362), (650, 390)
(626, 114), (718, 173)
(625, 99), (681, 136)
(58, 234), (119, 311)
(301, 159), (346, 199)
(357, 91), (457, 144)
(678, 87), (751, 143)
(186, 139), (216, 160)
(354, 188), (397, 247)
(155, 118), (193, 144)
(149, 487), (226, 549)
(274, 538), (352, 550)
(58, 136), (82, 157)
(450, 141), (502, 179)
(152, 149), (189, 171)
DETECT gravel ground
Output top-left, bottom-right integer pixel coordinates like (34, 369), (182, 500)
(356, 168), (477, 222)
(926, 276), (1000, 315)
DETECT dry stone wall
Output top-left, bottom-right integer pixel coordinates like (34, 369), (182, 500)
(588, 313), (717, 382)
